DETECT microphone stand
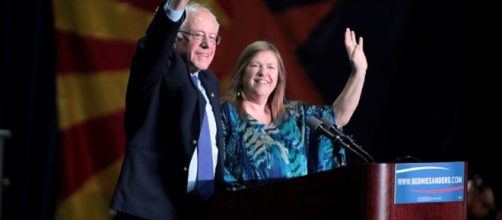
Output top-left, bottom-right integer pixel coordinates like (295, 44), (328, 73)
(319, 118), (375, 163)
(341, 135), (375, 163)
(306, 117), (373, 163)
(332, 135), (371, 163)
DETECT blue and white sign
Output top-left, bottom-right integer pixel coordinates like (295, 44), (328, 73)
(394, 162), (464, 204)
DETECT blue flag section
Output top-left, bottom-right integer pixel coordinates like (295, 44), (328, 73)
(394, 162), (464, 204)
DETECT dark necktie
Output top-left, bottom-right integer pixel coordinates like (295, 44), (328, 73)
(191, 74), (214, 200)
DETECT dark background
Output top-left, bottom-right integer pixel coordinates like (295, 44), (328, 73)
(1, 0), (485, 220)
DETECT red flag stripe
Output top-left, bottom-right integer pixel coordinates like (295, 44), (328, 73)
(60, 109), (125, 198)
(115, 0), (160, 13)
(215, 0), (233, 18)
(56, 30), (137, 74)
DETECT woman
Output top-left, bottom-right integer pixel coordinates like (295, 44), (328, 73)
(221, 28), (368, 190)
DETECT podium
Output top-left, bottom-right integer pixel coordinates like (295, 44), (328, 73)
(208, 163), (466, 220)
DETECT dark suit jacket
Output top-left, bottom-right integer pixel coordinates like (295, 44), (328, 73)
(110, 9), (224, 220)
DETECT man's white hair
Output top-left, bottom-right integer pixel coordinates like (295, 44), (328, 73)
(180, 2), (220, 31)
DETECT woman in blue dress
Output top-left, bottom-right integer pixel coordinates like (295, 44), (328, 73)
(222, 28), (368, 190)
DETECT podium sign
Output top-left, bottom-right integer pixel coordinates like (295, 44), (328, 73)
(208, 162), (467, 220)
(394, 162), (465, 204)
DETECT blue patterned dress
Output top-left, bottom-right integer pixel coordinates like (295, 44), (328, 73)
(221, 100), (346, 190)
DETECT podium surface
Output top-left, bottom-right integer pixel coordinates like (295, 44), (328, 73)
(208, 162), (466, 220)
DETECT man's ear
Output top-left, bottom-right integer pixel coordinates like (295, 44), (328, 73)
(174, 34), (183, 49)
(174, 38), (180, 49)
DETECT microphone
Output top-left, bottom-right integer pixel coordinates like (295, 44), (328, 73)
(319, 117), (375, 162)
(307, 116), (369, 163)
(319, 118), (355, 145)
(306, 117), (336, 139)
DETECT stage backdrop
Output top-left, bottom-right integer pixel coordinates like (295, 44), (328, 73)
(49, 0), (466, 219)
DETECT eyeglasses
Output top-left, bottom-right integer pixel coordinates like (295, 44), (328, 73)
(179, 30), (222, 45)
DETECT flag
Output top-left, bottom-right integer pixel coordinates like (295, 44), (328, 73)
(53, 0), (154, 219)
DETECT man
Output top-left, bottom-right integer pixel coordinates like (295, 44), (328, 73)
(110, 0), (224, 219)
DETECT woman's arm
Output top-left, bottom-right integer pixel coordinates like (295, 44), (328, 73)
(332, 28), (368, 128)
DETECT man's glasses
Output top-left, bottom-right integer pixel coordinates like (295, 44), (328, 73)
(179, 30), (222, 45)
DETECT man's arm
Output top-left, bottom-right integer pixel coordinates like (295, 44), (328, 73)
(167, 0), (189, 11)
(164, 0), (189, 21)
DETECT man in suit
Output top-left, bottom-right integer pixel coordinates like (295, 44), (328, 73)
(110, 0), (224, 219)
